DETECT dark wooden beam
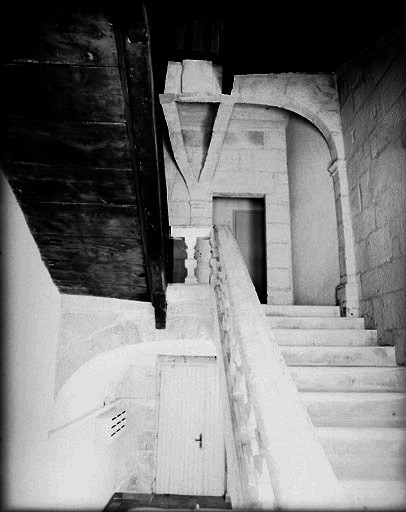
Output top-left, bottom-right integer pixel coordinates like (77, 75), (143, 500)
(112, 1), (169, 328)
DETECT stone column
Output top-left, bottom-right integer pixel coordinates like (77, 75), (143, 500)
(264, 120), (294, 305)
(329, 159), (360, 316)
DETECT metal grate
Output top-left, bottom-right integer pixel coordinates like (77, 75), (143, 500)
(110, 410), (126, 437)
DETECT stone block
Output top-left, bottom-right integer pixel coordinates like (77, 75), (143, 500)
(267, 223), (291, 243)
(267, 289), (293, 305)
(380, 329), (394, 346)
(366, 225), (392, 268)
(265, 201), (290, 224)
(380, 55), (406, 112)
(268, 268), (291, 289)
(216, 149), (239, 171)
(393, 328), (406, 365)
(272, 179), (290, 203)
(181, 128), (212, 148)
(264, 129), (286, 149)
(375, 186), (406, 228)
(231, 103), (289, 122)
(355, 240), (369, 273)
(267, 243), (291, 268)
(181, 60), (221, 95)
(239, 149), (253, 170)
(169, 201), (190, 226)
(164, 61), (182, 94)
(353, 207), (376, 242)
(370, 98), (405, 159)
(361, 259), (406, 298)
(223, 130), (264, 149)
(170, 181), (189, 201)
(253, 150), (275, 172)
(382, 290), (406, 330)
(370, 148), (405, 203)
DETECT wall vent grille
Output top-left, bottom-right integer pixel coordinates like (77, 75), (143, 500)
(95, 406), (127, 443)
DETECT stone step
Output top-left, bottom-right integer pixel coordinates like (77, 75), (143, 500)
(262, 304), (340, 317)
(267, 316), (365, 330)
(317, 427), (406, 481)
(272, 328), (378, 346)
(341, 480), (406, 510)
(290, 366), (406, 392)
(281, 346), (396, 366)
(301, 392), (406, 427)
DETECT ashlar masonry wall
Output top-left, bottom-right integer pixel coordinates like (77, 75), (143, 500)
(161, 61), (347, 306)
(335, 26), (406, 362)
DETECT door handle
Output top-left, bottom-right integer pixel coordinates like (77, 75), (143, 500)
(194, 433), (203, 448)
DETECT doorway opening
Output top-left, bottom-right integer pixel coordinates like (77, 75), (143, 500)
(213, 196), (266, 303)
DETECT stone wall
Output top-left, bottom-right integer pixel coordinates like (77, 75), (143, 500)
(161, 61), (357, 307)
(336, 26), (406, 362)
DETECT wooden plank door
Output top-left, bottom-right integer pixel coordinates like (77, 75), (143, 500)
(154, 357), (225, 496)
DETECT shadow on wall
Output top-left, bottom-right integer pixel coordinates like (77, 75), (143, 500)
(286, 113), (340, 305)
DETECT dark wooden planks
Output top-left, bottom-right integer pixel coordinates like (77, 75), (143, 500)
(2, 120), (132, 169)
(22, 203), (141, 238)
(2, 7), (118, 66)
(1, 4), (170, 322)
(2, 163), (135, 206)
(3, 64), (125, 122)
(113, 2), (170, 327)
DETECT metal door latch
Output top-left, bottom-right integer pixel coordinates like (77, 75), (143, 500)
(194, 432), (203, 448)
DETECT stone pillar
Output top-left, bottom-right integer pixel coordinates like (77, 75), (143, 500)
(171, 226), (212, 284)
(329, 159), (360, 316)
(264, 121), (294, 305)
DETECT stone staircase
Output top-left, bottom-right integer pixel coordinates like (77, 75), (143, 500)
(264, 304), (406, 510)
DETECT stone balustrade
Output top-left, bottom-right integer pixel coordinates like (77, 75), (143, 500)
(171, 226), (211, 284)
(209, 226), (359, 510)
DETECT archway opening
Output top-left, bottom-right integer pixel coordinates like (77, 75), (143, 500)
(286, 112), (339, 305)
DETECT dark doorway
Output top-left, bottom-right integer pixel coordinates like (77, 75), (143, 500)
(213, 197), (266, 303)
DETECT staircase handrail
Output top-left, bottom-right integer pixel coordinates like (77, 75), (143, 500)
(210, 226), (355, 509)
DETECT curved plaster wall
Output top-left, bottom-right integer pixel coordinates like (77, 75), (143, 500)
(286, 114), (340, 304)
(53, 340), (217, 429)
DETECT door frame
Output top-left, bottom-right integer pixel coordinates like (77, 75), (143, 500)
(213, 194), (268, 303)
(153, 355), (225, 495)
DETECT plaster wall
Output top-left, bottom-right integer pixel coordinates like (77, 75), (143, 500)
(286, 114), (340, 305)
(1, 172), (61, 509)
(336, 26), (406, 362)
(53, 285), (219, 497)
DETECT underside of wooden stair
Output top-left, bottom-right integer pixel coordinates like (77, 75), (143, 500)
(264, 304), (406, 510)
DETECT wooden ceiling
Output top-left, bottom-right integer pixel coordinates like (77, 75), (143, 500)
(1, 3), (169, 327)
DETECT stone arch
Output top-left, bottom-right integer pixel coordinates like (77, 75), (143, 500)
(160, 67), (358, 314)
(220, 93), (357, 315)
